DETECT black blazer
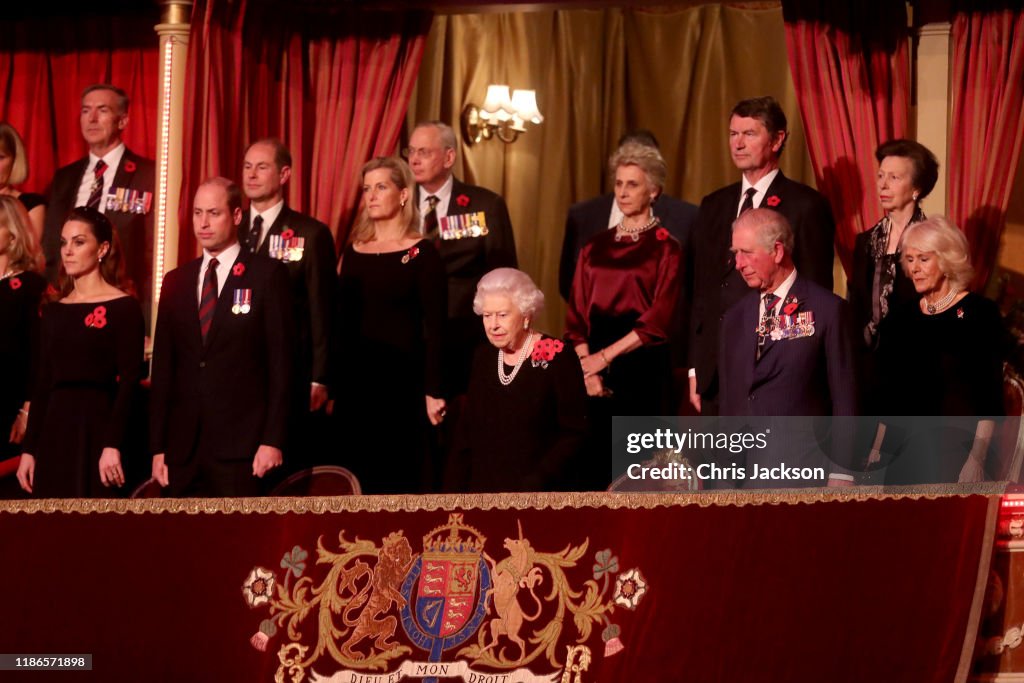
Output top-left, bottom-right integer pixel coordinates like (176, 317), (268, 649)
(240, 206), (337, 388)
(558, 192), (698, 300)
(434, 177), (518, 323)
(149, 250), (294, 468)
(43, 148), (156, 323)
(688, 171), (836, 397)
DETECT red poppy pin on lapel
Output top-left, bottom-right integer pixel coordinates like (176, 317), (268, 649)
(8, 277), (21, 290)
(233, 263), (246, 277)
(124, 160), (136, 173)
(85, 305), (108, 329)
(766, 195), (781, 207)
(456, 194), (470, 207)
(280, 228), (294, 241)
(656, 228), (670, 241)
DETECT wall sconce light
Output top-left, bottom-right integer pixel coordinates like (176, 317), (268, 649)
(462, 84), (544, 144)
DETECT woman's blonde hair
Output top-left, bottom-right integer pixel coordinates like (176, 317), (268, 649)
(0, 123), (29, 186)
(348, 156), (420, 245)
(0, 195), (42, 273)
(900, 215), (974, 290)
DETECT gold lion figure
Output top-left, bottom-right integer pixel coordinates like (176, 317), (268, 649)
(339, 531), (414, 658)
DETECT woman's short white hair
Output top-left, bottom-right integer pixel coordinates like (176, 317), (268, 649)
(899, 215), (974, 290)
(473, 267), (545, 318)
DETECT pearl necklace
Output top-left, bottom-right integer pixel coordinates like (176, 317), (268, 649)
(925, 288), (959, 314)
(497, 332), (535, 386)
(0, 269), (18, 281)
(614, 215), (659, 242)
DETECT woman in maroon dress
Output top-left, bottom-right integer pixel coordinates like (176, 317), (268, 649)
(17, 207), (144, 497)
(565, 141), (682, 416)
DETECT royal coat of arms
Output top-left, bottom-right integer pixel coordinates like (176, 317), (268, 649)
(241, 514), (648, 683)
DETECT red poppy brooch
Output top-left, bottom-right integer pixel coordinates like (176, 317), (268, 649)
(84, 305), (108, 329)
(401, 246), (420, 264)
(766, 195), (781, 207)
(124, 160), (136, 173)
(455, 194), (470, 207)
(233, 262), (246, 277)
(8, 277), (21, 290)
(280, 228), (295, 241)
(655, 227), (670, 241)
(782, 296), (799, 316)
(531, 337), (565, 369)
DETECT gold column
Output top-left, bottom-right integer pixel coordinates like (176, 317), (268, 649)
(151, 0), (192, 337)
(915, 22), (951, 216)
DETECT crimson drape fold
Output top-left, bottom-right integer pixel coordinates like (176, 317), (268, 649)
(180, 0), (430, 263)
(949, 4), (1024, 291)
(0, 13), (159, 195)
(781, 1), (910, 275)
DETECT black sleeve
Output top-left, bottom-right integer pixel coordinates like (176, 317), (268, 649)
(260, 261), (295, 448)
(148, 273), (176, 455)
(21, 307), (53, 457)
(484, 195), (518, 270)
(793, 192), (836, 291)
(304, 222), (338, 386)
(103, 301), (146, 450)
(418, 242), (448, 397)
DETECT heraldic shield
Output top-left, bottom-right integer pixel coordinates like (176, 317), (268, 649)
(400, 514), (491, 665)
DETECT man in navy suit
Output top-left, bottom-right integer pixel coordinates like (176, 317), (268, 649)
(688, 96), (836, 415)
(718, 208), (856, 487)
(150, 178), (293, 497)
(239, 138), (336, 470)
(42, 84), (156, 325)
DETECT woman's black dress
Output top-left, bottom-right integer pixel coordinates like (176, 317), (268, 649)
(876, 293), (1008, 483)
(455, 335), (588, 492)
(0, 271), (45, 461)
(335, 240), (446, 493)
(21, 296), (145, 497)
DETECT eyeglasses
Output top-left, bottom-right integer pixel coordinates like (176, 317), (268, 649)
(402, 146), (440, 160)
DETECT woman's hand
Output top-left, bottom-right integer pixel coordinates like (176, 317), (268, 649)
(152, 454), (169, 487)
(99, 448), (125, 487)
(426, 395), (447, 426)
(580, 351), (609, 377)
(584, 374), (610, 398)
(958, 455), (986, 483)
(16, 453), (34, 494)
(8, 410), (28, 444)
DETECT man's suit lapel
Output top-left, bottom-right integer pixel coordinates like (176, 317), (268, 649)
(182, 258), (205, 351)
(446, 178), (470, 217)
(110, 148), (136, 188)
(204, 250), (248, 350)
(717, 182), (742, 279)
(737, 294), (758, 392)
(762, 171), (789, 210)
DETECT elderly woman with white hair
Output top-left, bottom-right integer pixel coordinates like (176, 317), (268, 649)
(449, 268), (587, 492)
(873, 215), (1009, 483)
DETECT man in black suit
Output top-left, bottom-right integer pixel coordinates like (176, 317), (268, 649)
(42, 84), (155, 325)
(688, 96), (836, 415)
(718, 209), (856, 487)
(407, 120), (518, 396)
(558, 130), (698, 300)
(150, 178), (293, 497)
(238, 138), (336, 470)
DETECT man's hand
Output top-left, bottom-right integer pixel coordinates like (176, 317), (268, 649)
(426, 395), (446, 426)
(309, 384), (328, 412)
(827, 476), (854, 488)
(152, 454), (169, 487)
(253, 445), (283, 478)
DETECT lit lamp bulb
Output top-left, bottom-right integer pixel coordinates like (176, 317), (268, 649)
(511, 89), (543, 125)
(480, 84), (513, 122)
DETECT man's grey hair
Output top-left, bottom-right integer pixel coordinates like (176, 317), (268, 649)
(732, 208), (794, 254)
(415, 120), (457, 151)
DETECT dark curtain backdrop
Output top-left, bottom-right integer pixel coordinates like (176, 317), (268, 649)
(180, 0), (430, 262)
(949, 2), (1024, 291)
(0, 11), (159, 195)
(782, 0), (910, 276)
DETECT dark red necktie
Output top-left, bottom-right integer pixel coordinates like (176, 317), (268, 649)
(86, 159), (108, 210)
(199, 258), (219, 343)
(739, 186), (756, 215)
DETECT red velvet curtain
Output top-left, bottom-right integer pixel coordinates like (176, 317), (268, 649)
(781, 1), (910, 275)
(180, 0), (430, 263)
(0, 12), (159, 195)
(949, 3), (1024, 291)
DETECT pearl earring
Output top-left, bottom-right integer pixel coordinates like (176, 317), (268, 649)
(523, 319), (529, 330)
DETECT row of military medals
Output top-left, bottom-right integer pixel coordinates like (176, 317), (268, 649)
(763, 310), (815, 341)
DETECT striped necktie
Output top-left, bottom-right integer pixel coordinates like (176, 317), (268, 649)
(199, 258), (219, 343)
(86, 159), (108, 210)
(422, 195), (440, 236)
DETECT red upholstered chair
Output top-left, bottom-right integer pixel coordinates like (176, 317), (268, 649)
(130, 477), (163, 499)
(269, 466), (361, 497)
(996, 364), (1024, 483)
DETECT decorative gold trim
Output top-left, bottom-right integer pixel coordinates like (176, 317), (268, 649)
(957, 495), (1002, 683)
(0, 483), (1009, 515)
